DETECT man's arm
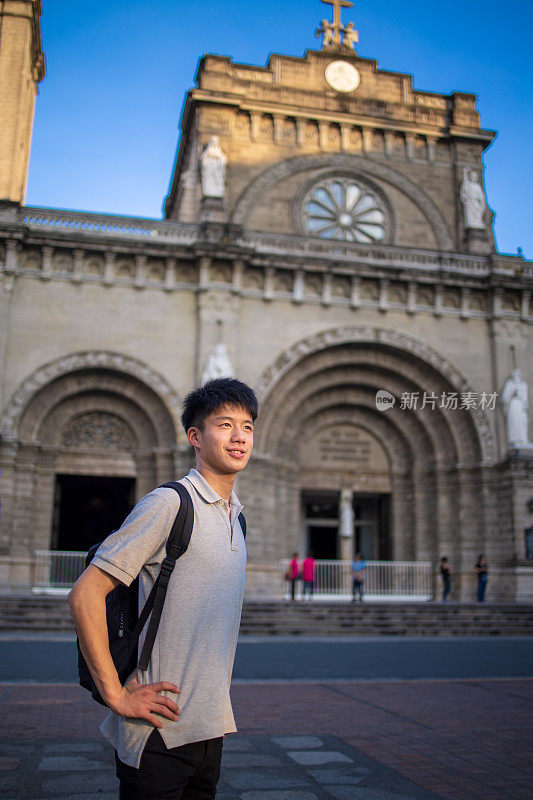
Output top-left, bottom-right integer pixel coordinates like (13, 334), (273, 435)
(68, 564), (180, 727)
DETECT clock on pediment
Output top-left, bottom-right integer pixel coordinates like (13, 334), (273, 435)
(325, 60), (360, 93)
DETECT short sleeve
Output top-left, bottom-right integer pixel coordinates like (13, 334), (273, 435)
(91, 487), (181, 586)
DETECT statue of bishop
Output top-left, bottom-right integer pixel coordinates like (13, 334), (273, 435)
(460, 168), (486, 230)
(200, 136), (227, 199)
(502, 368), (530, 447)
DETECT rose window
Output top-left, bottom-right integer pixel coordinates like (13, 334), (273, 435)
(302, 179), (387, 242)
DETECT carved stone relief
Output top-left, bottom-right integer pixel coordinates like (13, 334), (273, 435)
(61, 412), (135, 450)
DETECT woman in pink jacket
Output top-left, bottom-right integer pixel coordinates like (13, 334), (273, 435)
(302, 552), (316, 600)
(288, 552), (300, 601)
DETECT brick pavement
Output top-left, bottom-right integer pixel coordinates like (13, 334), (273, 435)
(0, 679), (531, 800)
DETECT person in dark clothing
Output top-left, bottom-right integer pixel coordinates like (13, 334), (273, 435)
(475, 554), (488, 602)
(440, 557), (452, 604)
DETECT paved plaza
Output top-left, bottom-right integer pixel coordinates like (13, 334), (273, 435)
(0, 677), (531, 800)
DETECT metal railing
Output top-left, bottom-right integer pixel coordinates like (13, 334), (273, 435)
(280, 559), (433, 601)
(32, 551), (433, 601)
(33, 550), (87, 594)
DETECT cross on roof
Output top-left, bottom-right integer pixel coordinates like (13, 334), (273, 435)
(321, 0), (354, 31)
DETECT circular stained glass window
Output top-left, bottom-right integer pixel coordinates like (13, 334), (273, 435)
(302, 178), (387, 242)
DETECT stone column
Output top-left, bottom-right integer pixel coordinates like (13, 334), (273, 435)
(31, 447), (57, 551)
(390, 471), (415, 561)
(322, 273), (332, 306)
(407, 281), (417, 315)
(434, 284), (443, 317)
(165, 257), (176, 291)
(296, 119), (305, 147)
(340, 124), (351, 152)
(293, 270), (304, 304)
(134, 454), (156, 502)
(378, 279), (389, 313)
(41, 245), (53, 279)
(406, 135), (415, 161)
(460, 287), (471, 319)
(273, 115), (283, 146)
(250, 112), (260, 143)
(435, 466), (460, 568)
(456, 466), (484, 601)
(104, 251), (115, 285)
(362, 128), (373, 153)
(384, 131), (394, 157)
(134, 255), (146, 289)
(521, 290), (530, 321)
(232, 259), (244, 294)
(350, 275), (361, 309)
(263, 267), (275, 301)
(318, 122), (328, 151)
(72, 249), (84, 283)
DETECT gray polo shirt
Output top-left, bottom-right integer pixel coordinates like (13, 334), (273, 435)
(91, 469), (246, 768)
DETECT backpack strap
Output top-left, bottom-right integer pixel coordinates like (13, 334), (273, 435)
(136, 482), (194, 672)
(238, 512), (246, 540)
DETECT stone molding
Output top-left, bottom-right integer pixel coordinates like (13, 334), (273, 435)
(255, 325), (496, 462)
(0, 351), (182, 441)
(230, 153), (455, 250)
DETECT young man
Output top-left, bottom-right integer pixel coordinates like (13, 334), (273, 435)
(68, 378), (258, 800)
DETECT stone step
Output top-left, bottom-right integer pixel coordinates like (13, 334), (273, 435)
(1, 595), (532, 635)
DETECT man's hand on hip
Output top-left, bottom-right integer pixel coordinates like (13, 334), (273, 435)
(110, 677), (181, 728)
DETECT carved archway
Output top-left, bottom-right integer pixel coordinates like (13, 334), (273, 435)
(0, 351), (182, 441)
(0, 352), (183, 556)
(231, 153), (455, 250)
(256, 326), (495, 463)
(254, 326), (495, 564)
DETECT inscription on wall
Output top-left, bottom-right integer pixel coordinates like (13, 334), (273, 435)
(299, 425), (389, 471)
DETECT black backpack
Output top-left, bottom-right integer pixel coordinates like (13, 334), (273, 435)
(77, 481), (246, 706)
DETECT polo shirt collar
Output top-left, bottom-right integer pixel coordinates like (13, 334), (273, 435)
(185, 468), (243, 512)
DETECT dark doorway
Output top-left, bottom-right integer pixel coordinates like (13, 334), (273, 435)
(353, 493), (391, 560)
(52, 475), (136, 551)
(302, 490), (339, 560)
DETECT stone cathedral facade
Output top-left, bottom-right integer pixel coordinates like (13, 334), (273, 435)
(1, 0), (532, 600)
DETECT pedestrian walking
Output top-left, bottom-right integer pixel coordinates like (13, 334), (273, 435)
(351, 552), (366, 602)
(302, 552), (315, 600)
(440, 556), (452, 603)
(287, 552), (300, 600)
(475, 554), (489, 602)
(68, 378), (258, 800)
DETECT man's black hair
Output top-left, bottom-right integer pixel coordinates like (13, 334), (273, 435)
(181, 377), (258, 432)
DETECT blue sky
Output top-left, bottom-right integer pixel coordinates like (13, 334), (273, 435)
(26, 0), (533, 257)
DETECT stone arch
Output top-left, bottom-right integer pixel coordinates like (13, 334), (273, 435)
(230, 153), (454, 250)
(254, 326), (494, 566)
(256, 326), (495, 463)
(1, 351), (181, 442)
(0, 352), (184, 560)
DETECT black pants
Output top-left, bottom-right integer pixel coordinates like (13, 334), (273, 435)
(115, 729), (223, 800)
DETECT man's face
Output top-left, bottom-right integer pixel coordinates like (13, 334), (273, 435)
(188, 404), (254, 476)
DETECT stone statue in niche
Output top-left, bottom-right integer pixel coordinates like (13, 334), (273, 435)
(201, 343), (234, 385)
(502, 369), (530, 447)
(200, 136), (227, 198)
(339, 489), (354, 539)
(460, 168), (486, 229)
